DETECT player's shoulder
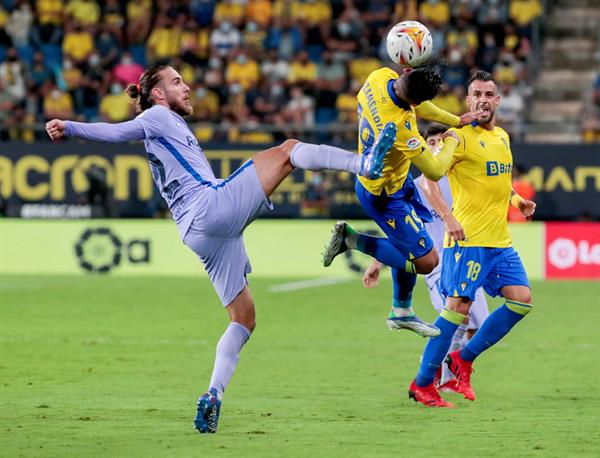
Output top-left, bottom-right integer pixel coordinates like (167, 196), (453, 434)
(137, 104), (170, 120)
(366, 67), (399, 85)
(493, 125), (510, 140)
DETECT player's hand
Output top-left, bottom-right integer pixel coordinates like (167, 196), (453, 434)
(519, 199), (536, 218)
(443, 213), (466, 242)
(363, 261), (382, 288)
(441, 130), (460, 146)
(458, 109), (486, 127)
(45, 119), (66, 141)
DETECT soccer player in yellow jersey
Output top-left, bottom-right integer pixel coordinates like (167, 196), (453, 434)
(408, 71), (536, 407)
(323, 66), (481, 337)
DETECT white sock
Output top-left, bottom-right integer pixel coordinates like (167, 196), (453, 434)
(440, 324), (468, 385)
(290, 143), (361, 174)
(208, 322), (251, 399)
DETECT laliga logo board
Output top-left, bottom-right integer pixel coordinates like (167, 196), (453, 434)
(545, 223), (600, 279)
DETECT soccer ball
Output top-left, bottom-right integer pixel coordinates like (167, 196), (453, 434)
(386, 20), (433, 67)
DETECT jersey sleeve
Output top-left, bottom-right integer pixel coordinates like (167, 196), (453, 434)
(415, 101), (461, 127)
(447, 127), (464, 170)
(64, 119), (145, 142)
(393, 116), (427, 159)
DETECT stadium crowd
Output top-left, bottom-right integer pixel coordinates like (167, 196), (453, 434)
(0, 0), (542, 143)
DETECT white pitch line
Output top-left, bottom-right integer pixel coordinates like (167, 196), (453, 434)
(269, 277), (352, 293)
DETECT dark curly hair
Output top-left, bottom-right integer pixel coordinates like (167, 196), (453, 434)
(405, 68), (443, 105)
(126, 64), (169, 113)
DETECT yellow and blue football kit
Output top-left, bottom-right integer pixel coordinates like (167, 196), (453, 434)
(414, 122), (534, 390)
(355, 67), (459, 261)
(440, 123), (530, 301)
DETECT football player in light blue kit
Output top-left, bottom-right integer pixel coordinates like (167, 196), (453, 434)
(45, 65), (397, 434)
(362, 124), (489, 391)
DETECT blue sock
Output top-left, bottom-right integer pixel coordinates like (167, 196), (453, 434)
(357, 234), (415, 273)
(391, 267), (417, 312)
(460, 300), (533, 362)
(415, 308), (466, 387)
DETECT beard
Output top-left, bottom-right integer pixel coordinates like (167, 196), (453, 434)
(169, 97), (193, 116)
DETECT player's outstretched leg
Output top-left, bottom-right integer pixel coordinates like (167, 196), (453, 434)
(194, 388), (222, 433)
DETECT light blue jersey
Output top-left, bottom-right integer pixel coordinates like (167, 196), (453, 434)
(66, 105), (218, 237)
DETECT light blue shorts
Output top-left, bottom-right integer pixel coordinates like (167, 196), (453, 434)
(183, 161), (273, 306)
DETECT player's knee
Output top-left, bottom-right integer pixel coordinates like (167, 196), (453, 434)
(414, 257), (438, 274)
(279, 138), (300, 155)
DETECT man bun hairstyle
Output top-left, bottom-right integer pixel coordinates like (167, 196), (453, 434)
(126, 64), (168, 113)
(405, 67), (443, 105)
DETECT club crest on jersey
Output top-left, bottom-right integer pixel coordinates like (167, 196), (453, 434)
(460, 282), (468, 291)
(386, 218), (396, 229)
(418, 238), (426, 248)
(404, 120), (411, 131)
(455, 252), (462, 263)
(479, 140), (485, 148)
(406, 136), (421, 150)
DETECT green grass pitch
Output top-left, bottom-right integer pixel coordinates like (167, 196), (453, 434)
(1, 275), (598, 457)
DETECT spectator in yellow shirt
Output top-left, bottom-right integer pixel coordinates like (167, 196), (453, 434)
(62, 23), (94, 64)
(99, 83), (133, 122)
(287, 51), (317, 87)
(146, 16), (181, 64)
(192, 84), (220, 122)
(126, 0), (152, 44)
(214, 0), (245, 27)
(65, 0), (100, 27)
(43, 84), (74, 121)
(246, 0), (272, 28)
(419, 0), (450, 28)
(348, 52), (380, 85)
(509, 0), (542, 35)
(225, 51), (260, 91)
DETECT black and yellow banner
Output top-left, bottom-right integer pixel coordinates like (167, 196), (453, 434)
(0, 142), (598, 220)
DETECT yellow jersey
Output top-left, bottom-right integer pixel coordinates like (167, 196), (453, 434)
(445, 124), (513, 248)
(356, 67), (427, 196)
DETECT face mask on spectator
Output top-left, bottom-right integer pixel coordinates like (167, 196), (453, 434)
(246, 22), (257, 33)
(236, 54), (247, 65)
(51, 89), (60, 99)
(209, 57), (222, 69)
(229, 83), (242, 95)
(271, 85), (283, 96)
(63, 60), (73, 70)
(220, 21), (232, 33)
(196, 88), (207, 98)
(449, 49), (462, 64)
(111, 83), (123, 94)
(89, 54), (100, 66)
(337, 22), (351, 37)
(122, 55), (133, 65)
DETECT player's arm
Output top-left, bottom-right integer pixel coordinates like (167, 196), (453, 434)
(415, 101), (484, 127)
(410, 131), (459, 181)
(417, 177), (465, 242)
(46, 118), (145, 142)
(510, 189), (537, 218)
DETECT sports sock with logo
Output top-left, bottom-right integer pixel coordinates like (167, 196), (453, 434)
(415, 308), (466, 387)
(460, 300), (533, 362)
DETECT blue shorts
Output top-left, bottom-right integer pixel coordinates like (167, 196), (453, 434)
(355, 176), (434, 260)
(441, 245), (530, 301)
